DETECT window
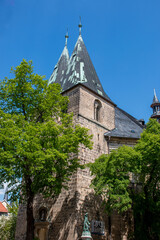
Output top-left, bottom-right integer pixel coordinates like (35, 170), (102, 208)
(94, 100), (102, 122)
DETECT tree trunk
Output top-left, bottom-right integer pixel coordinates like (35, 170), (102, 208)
(26, 193), (34, 240)
(25, 174), (35, 240)
(143, 187), (152, 240)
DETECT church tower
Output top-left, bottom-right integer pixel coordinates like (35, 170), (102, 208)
(150, 89), (160, 123)
(15, 21), (144, 240)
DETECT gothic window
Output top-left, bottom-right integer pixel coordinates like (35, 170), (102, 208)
(94, 100), (102, 122)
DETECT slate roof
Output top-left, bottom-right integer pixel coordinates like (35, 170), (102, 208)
(48, 45), (69, 85)
(105, 107), (144, 139)
(0, 202), (8, 213)
(61, 35), (111, 102)
(48, 35), (112, 102)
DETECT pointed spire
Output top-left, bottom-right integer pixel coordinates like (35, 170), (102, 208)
(151, 89), (160, 122)
(48, 31), (69, 85)
(153, 89), (159, 103)
(65, 29), (69, 46)
(78, 16), (82, 35)
(61, 28), (112, 102)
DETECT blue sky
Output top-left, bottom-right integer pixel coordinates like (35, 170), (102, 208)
(0, 0), (160, 199)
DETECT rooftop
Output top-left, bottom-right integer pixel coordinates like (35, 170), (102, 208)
(48, 23), (112, 102)
(105, 107), (144, 139)
(0, 202), (8, 213)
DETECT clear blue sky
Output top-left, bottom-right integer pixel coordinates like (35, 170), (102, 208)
(1, 0), (160, 122)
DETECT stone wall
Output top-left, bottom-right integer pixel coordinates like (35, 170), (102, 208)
(79, 86), (115, 130)
(15, 85), (136, 240)
(107, 137), (138, 153)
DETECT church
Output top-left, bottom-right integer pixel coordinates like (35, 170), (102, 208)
(16, 21), (160, 240)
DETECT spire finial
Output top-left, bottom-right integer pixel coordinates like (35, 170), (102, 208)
(153, 88), (159, 103)
(65, 28), (69, 46)
(78, 16), (82, 35)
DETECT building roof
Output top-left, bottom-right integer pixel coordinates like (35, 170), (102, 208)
(61, 35), (112, 102)
(48, 44), (69, 85)
(48, 29), (144, 140)
(105, 107), (144, 139)
(0, 202), (8, 213)
(48, 33), (112, 102)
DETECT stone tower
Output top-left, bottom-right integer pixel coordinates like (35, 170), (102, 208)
(16, 23), (144, 240)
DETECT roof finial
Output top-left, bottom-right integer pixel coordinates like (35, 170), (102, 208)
(153, 88), (159, 103)
(65, 28), (69, 46)
(78, 16), (82, 35)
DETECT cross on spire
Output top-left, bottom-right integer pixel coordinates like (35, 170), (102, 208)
(65, 29), (69, 46)
(78, 16), (82, 35)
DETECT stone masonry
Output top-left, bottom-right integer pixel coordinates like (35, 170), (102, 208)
(16, 84), (138, 240)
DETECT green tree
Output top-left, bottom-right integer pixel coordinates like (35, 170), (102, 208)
(0, 201), (18, 240)
(0, 60), (92, 240)
(89, 119), (160, 240)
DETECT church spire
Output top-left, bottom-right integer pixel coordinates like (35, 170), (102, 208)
(48, 24), (112, 103)
(150, 89), (160, 122)
(61, 25), (112, 102)
(78, 16), (82, 35)
(48, 32), (69, 85)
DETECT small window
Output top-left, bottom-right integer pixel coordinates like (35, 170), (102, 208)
(94, 100), (102, 122)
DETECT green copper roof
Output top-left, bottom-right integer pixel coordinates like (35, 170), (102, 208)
(49, 34), (112, 102)
(62, 35), (111, 101)
(48, 44), (69, 85)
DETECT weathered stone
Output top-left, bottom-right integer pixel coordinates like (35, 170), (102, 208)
(15, 85), (136, 240)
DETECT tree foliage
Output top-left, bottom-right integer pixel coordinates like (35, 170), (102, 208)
(89, 119), (160, 239)
(0, 59), (92, 240)
(0, 202), (18, 240)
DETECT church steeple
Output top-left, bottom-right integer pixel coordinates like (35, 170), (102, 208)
(150, 89), (160, 122)
(48, 24), (112, 103)
(48, 32), (69, 85)
(61, 26), (112, 102)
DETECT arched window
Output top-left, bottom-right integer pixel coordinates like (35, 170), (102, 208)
(94, 100), (102, 122)
(39, 207), (47, 222)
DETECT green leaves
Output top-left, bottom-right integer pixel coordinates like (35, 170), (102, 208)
(0, 59), (92, 202)
(89, 118), (160, 238)
(90, 146), (141, 213)
(0, 59), (69, 123)
(0, 202), (18, 240)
